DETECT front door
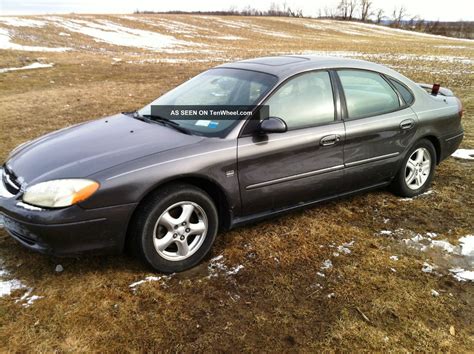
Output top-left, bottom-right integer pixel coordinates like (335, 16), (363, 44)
(237, 71), (345, 215)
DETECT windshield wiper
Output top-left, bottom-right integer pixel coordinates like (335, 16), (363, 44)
(141, 114), (193, 135)
(126, 111), (192, 135)
(123, 110), (148, 122)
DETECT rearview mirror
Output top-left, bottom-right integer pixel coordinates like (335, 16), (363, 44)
(258, 117), (287, 134)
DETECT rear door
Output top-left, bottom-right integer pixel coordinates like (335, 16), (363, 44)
(237, 71), (345, 215)
(336, 69), (418, 191)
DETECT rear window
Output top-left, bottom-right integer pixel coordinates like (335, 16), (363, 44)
(388, 78), (415, 105)
(338, 70), (401, 119)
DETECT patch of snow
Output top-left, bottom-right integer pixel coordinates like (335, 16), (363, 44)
(214, 18), (248, 29)
(397, 232), (430, 251)
(397, 232), (473, 267)
(210, 255), (223, 262)
(436, 45), (467, 49)
(285, 50), (472, 66)
(316, 272), (325, 277)
(431, 240), (456, 253)
(208, 255), (243, 278)
(226, 265), (244, 276)
(216, 35), (244, 40)
(431, 289), (440, 297)
(15, 201), (45, 210)
(350, 20), (474, 43)
(390, 268), (397, 273)
(15, 289), (43, 307)
(0, 28), (71, 52)
(459, 235), (474, 257)
(399, 189), (434, 202)
(121, 16), (214, 38)
(450, 268), (474, 282)
(0, 17), (47, 27)
(327, 293), (336, 298)
(129, 275), (172, 291)
(380, 230), (393, 236)
(0, 278), (25, 297)
(58, 32), (71, 36)
(22, 294), (42, 307)
(381, 231), (474, 280)
(452, 149), (474, 161)
(127, 57), (225, 64)
(422, 262), (436, 273)
(337, 241), (354, 255)
(49, 18), (195, 52)
(0, 264), (26, 297)
(321, 259), (333, 270)
(258, 29), (293, 38)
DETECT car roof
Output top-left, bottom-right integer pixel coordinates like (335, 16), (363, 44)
(216, 55), (404, 82)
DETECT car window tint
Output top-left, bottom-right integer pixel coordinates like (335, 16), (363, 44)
(265, 71), (335, 130)
(338, 70), (401, 119)
(139, 68), (277, 138)
(389, 78), (415, 105)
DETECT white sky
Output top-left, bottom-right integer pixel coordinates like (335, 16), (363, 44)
(0, 0), (472, 21)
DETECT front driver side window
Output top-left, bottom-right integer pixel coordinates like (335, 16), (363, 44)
(265, 71), (335, 130)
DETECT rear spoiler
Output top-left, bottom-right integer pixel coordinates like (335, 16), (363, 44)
(417, 83), (454, 97)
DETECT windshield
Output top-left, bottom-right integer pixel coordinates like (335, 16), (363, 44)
(138, 68), (277, 137)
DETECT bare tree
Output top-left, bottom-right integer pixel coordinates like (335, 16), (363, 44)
(337, 0), (349, 20)
(375, 8), (384, 24)
(391, 6), (408, 27)
(324, 5), (337, 18)
(336, 0), (357, 20)
(348, 0), (357, 20)
(360, 0), (373, 22)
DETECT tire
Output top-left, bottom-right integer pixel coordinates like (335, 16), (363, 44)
(129, 183), (219, 273)
(391, 139), (436, 198)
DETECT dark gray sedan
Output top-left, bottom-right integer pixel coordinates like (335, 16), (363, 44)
(0, 56), (464, 272)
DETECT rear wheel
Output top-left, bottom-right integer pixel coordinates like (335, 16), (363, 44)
(391, 139), (436, 197)
(130, 184), (218, 273)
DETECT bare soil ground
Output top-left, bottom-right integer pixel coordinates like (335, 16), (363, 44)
(0, 15), (473, 352)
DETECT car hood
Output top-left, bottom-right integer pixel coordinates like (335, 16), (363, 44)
(6, 114), (203, 185)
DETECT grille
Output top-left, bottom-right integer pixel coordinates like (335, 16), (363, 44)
(2, 167), (21, 195)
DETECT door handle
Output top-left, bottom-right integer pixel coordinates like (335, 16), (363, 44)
(400, 119), (415, 130)
(320, 134), (341, 146)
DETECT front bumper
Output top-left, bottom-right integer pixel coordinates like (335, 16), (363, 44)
(0, 175), (137, 256)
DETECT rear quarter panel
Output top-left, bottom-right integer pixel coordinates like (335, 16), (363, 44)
(410, 91), (463, 162)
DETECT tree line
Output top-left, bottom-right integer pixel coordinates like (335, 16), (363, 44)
(134, 1), (474, 39)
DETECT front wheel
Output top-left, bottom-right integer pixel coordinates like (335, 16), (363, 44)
(391, 139), (436, 198)
(130, 184), (219, 273)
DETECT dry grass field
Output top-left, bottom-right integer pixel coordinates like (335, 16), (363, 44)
(0, 14), (473, 351)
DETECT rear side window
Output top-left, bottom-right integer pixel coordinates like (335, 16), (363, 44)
(388, 78), (415, 105)
(265, 71), (335, 130)
(338, 70), (401, 119)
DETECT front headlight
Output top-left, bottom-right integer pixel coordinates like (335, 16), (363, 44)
(23, 179), (99, 208)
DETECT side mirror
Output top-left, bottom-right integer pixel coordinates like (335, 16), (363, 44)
(258, 117), (287, 134)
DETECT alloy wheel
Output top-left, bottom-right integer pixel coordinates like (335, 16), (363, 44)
(153, 201), (208, 261)
(405, 147), (431, 190)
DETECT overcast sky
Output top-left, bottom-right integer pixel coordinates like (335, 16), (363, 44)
(1, 0), (472, 21)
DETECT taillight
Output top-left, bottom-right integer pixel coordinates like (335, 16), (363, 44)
(456, 98), (464, 118)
